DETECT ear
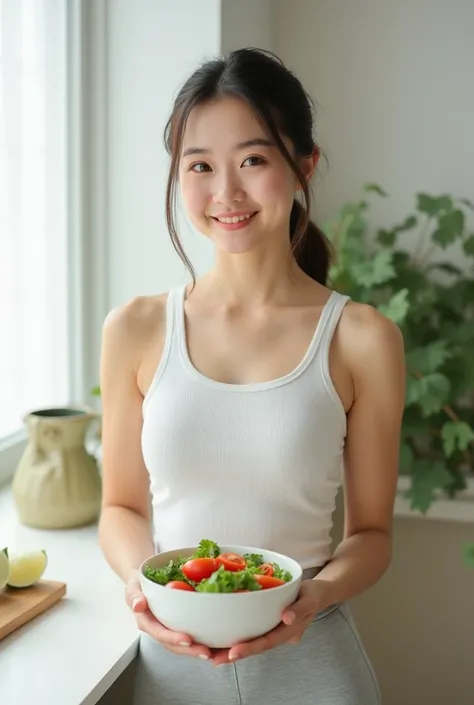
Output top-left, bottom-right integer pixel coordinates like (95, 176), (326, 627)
(295, 147), (320, 191)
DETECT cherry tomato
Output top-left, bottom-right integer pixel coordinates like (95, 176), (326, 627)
(258, 563), (274, 577)
(166, 581), (195, 591)
(216, 552), (247, 572)
(254, 574), (285, 589)
(182, 557), (218, 583)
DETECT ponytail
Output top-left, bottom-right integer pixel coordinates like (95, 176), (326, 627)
(289, 200), (332, 285)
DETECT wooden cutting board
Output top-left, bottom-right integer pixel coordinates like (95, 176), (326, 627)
(0, 580), (66, 640)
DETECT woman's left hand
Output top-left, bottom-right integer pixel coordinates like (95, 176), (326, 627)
(211, 579), (329, 667)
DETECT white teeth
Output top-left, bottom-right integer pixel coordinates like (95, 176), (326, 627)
(217, 213), (254, 224)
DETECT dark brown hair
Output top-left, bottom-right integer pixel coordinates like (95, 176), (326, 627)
(164, 48), (331, 284)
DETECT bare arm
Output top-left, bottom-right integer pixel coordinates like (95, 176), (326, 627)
(97, 301), (155, 584)
(97, 298), (213, 659)
(311, 305), (406, 608)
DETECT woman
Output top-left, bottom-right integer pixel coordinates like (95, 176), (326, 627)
(98, 48), (405, 704)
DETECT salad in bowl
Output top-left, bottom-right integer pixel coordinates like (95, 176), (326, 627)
(140, 539), (303, 648)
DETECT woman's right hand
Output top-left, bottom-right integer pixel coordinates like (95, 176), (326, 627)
(125, 570), (212, 660)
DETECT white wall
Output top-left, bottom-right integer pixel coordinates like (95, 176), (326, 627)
(273, 0), (474, 242)
(221, 0), (273, 53)
(106, 0), (221, 308)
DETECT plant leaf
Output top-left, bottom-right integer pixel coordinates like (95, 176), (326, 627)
(428, 262), (463, 276)
(351, 249), (395, 287)
(441, 421), (474, 457)
(391, 259), (430, 295)
(463, 235), (474, 256)
(323, 205), (368, 247)
(462, 543), (474, 569)
(441, 279), (474, 312)
(406, 340), (452, 375)
(432, 209), (465, 248)
(460, 198), (474, 211)
(377, 229), (396, 246)
(378, 288), (410, 324)
(399, 441), (414, 472)
(406, 373), (451, 417)
(446, 321), (474, 346)
(331, 206), (368, 247)
(397, 215), (418, 232)
(405, 460), (452, 514)
(402, 407), (430, 438)
(364, 183), (388, 197)
(417, 194), (453, 217)
(376, 216), (417, 247)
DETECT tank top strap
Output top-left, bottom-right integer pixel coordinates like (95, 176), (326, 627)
(142, 285), (185, 411)
(312, 290), (350, 416)
(164, 284), (189, 358)
(300, 290), (350, 367)
(173, 284), (189, 353)
(316, 290), (351, 356)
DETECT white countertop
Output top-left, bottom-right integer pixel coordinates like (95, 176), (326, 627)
(0, 487), (139, 705)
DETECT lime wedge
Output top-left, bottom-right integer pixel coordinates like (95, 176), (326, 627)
(7, 549), (48, 588)
(0, 547), (9, 589)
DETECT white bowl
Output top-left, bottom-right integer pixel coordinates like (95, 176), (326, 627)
(139, 545), (303, 648)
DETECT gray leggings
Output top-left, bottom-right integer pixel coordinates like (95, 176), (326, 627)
(132, 599), (380, 705)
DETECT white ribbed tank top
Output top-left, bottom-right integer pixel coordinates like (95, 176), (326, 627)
(142, 285), (350, 569)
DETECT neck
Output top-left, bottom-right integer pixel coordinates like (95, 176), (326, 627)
(202, 246), (311, 308)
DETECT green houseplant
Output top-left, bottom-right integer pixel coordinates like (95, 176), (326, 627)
(324, 184), (474, 517)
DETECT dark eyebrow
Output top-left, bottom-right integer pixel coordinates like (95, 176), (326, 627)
(182, 138), (274, 158)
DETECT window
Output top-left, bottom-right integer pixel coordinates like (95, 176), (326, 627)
(0, 0), (69, 444)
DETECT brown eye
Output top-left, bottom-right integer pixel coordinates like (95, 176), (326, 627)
(190, 162), (211, 173)
(242, 156), (265, 167)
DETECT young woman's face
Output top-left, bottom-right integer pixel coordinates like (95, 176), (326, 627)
(179, 96), (301, 255)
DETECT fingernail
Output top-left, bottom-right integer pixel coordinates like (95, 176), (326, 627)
(198, 654), (209, 660)
(229, 653), (240, 661)
(286, 612), (295, 624)
(131, 597), (141, 611)
(178, 641), (191, 647)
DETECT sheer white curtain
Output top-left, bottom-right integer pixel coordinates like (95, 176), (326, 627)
(0, 0), (69, 440)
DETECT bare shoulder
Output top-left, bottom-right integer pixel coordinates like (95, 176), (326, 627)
(337, 300), (405, 389)
(339, 300), (404, 352)
(101, 293), (169, 373)
(103, 293), (167, 338)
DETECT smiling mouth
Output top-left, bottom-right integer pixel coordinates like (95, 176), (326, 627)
(211, 212), (258, 224)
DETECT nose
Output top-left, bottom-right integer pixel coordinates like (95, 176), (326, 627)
(212, 169), (245, 204)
